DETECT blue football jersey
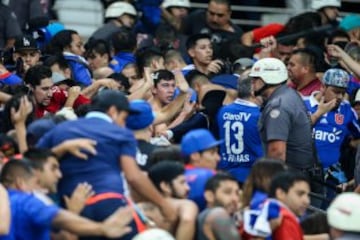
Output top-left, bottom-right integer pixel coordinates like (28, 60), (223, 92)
(217, 99), (264, 174)
(304, 94), (360, 169)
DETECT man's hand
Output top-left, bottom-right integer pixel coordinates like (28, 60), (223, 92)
(11, 96), (32, 125)
(206, 60), (223, 74)
(96, 79), (120, 90)
(64, 182), (95, 214)
(259, 36), (277, 59)
(62, 139), (97, 160)
(101, 206), (133, 238)
(317, 95), (337, 115)
(67, 86), (82, 101)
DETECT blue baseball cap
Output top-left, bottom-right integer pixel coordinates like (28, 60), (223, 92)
(126, 100), (156, 130)
(181, 129), (223, 156)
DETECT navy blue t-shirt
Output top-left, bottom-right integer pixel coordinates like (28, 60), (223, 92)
(37, 112), (137, 198)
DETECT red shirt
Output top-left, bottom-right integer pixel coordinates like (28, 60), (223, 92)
(288, 78), (322, 96)
(273, 206), (303, 240)
(35, 87), (90, 118)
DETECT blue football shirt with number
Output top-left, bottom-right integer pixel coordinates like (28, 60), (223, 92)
(217, 99), (264, 182)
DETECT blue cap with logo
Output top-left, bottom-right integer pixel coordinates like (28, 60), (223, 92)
(126, 100), (156, 130)
(181, 129), (223, 156)
(322, 68), (350, 88)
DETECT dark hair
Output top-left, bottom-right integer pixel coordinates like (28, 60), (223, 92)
(217, 40), (254, 62)
(186, 33), (212, 50)
(301, 212), (330, 234)
(106, 72), (130, 91)
(205, 172), (238, 192)
(148, 145), (184, 165)
(85, 39), (111, 56)
(327, 29), (350, 51)
(148, 161), (185, 192)
(185, 70), (209, 88)
(0, 159), (33, 187)
(135, 47), (163, 76)
(24, 65), (52, 87)
(0, 134), (19, 157)
(152, 69), (175, 87)
(43, 54), (71, 70)
(269, 171), (310, 198)
(45, 29), (78, 55)
(284, 12), (322, 34)
(242, 158), (286, 207)
(23, 148), (57, 170)
(111, 27), (137, 54)
(291, 48), (318, 73)
(90, 89), (129, 113)
(155, 23), (178, 53)
(2, 93), (35, 133)
(209, 0), (232, 11)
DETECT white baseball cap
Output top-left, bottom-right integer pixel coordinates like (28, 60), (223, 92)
(105, 1), (137, 18)
(249, 58), (288, 84)
(162, 0), (191, 8)
(327, 192), (360, 232)
(311, 0), (341, 10)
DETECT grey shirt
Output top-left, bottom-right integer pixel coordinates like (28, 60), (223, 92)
(259, 84), (314, 169)
(90, 21), (120, 43)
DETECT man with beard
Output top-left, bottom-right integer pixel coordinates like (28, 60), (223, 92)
(304, 68), (360, 170)
(142, 161), (198, 240)
(196, 172), (240, 240)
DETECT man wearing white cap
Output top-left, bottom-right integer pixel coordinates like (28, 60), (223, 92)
(249, 58), (324, 206)
(311, 0), (341, 25)
(90, 1), (137, 43)
(327, 192), (360, 239)
(161, 0), (190, 30)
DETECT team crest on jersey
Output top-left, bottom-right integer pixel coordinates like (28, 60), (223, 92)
(335, 113), (344, 125)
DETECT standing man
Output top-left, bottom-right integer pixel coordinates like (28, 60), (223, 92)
(90, 1), (137, 43)
(311, 0), (341, 25)
(304, 68), (360, 170)
(37, 89), (175, 239)
(287, 48), (322, 96)
(249, 58), (323, 205)
(217, 77), (263, 183)
(181, 0), (243, 56)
